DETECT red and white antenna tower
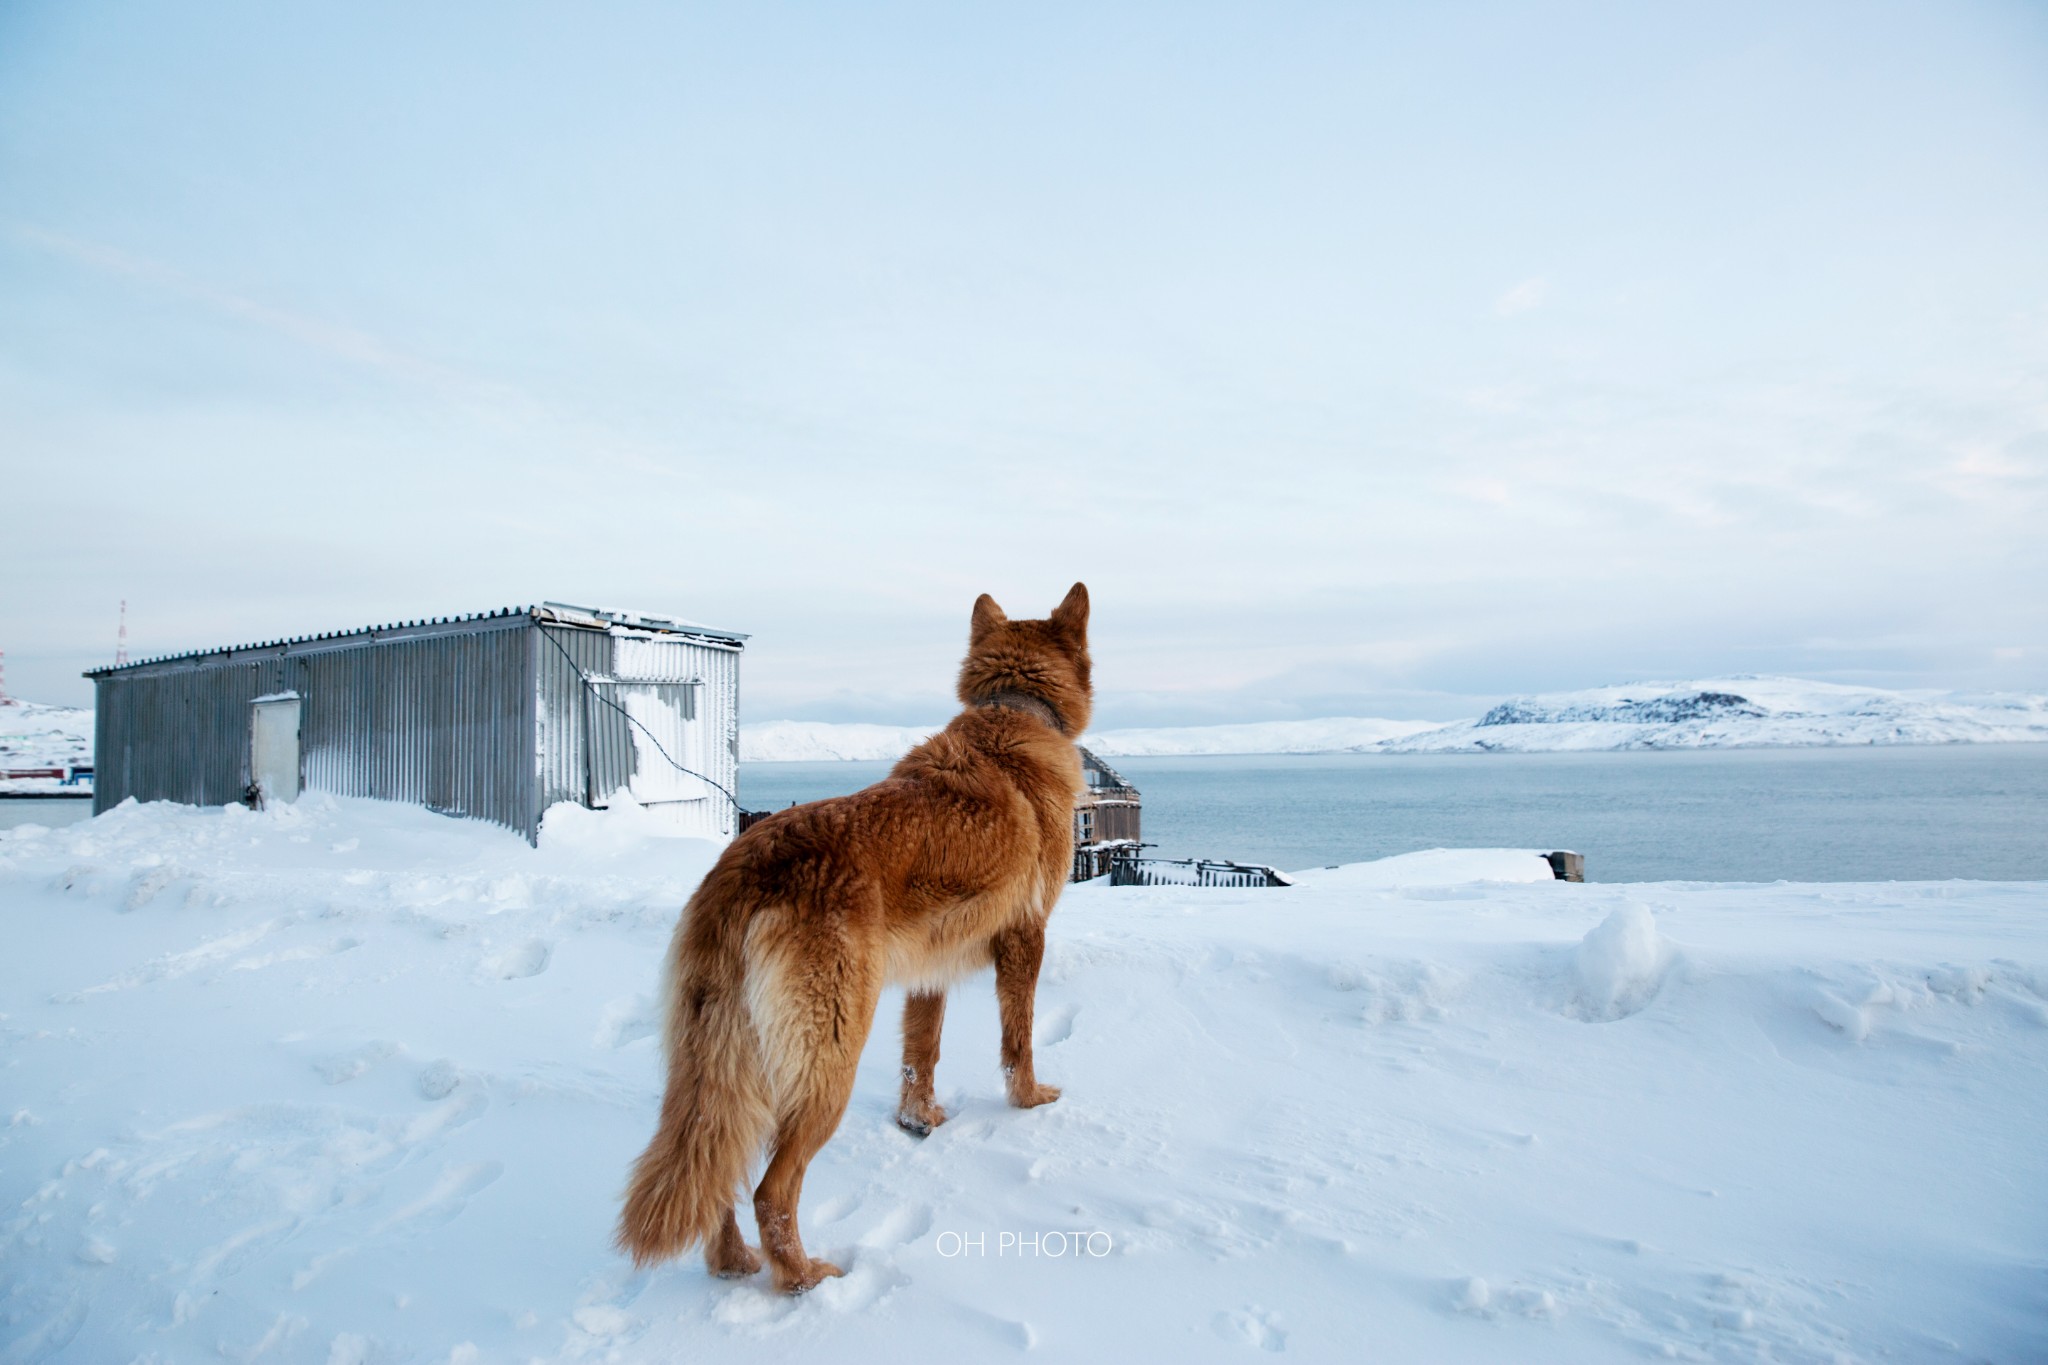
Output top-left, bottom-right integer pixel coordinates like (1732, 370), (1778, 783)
(116, 600), (129, 667)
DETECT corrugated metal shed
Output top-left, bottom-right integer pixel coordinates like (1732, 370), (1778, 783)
(84, 603), (746, 845)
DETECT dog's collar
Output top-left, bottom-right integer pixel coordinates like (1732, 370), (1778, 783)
(969, 690), (1069, 736)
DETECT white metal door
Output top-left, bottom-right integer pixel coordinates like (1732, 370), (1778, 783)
(250, 694), (302, 807)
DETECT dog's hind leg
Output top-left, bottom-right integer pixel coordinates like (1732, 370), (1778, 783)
(895, 990), (948, 1136)
(706, 1205), (762, 1278)
(993, 923), (1061, 1109)
(752, 944), (880, 1295)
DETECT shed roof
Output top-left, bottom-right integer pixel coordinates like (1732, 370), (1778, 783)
(83, 602), (747, 679)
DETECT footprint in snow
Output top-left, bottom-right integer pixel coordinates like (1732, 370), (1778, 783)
(858, 1203), (932, 1249)
(401, 1087), (488, 1144)
(374, 1160), (503, 1233)
(417, 1059), (462, 1100)
(313, 1040), (400, 1085)
(984, 1315), (1037, 1350)
(571, 1304), (640, 1342)
(1034, 1004), (1077, 1047)
(812, 1193), (860, 1225)
(1215, 1306), (1287, 1352)
(595, 995), (659, 1049)
(125, 866), (181, 910)
(487, 940), (551, 980)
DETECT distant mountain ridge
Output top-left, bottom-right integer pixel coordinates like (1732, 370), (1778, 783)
(742, 677), (2048, 761)
(1386, 676), (2048, 752)
(1477, 689), (1765, 728)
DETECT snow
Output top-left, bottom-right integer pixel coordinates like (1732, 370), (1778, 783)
(1568, 904), (1673, 1021)
(738, 677), (2048, 762)
(740, 721), (941, 763)
(4, 797), (2045, 1362)
(1075, 716), (1440, 757)
(1289, 848), (1559, 888)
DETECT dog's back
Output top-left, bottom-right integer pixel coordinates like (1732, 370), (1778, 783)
(619, 584), (1092, 1293)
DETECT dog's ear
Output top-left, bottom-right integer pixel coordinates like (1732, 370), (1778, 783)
(1050, 582), (1089, 638)
(970, 593), (1008, 644)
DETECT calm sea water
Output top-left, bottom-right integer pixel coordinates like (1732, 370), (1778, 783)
(9, 747), (2041, 882)
(740, 745), (2048, 883)
(0, 798), (94, 832)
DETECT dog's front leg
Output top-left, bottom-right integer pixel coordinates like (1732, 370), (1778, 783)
(896, 990), (949, 1136)
(992, 923), (1061, 1108)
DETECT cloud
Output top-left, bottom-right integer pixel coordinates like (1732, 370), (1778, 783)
(1494, 276), (1550, 317)
(1454, 477), (1512, 505)
(11, 223), (546, 427)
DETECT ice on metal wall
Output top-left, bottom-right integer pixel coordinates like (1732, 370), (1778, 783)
(611, 633), (705, 683)
(616, 685), (707, 803)
(547, 625), (740, 841)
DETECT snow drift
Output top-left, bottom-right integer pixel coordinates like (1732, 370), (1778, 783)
(3, 796), (2044, 1362)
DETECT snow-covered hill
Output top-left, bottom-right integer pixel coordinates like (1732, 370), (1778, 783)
(741, 677), (2048, 761)
(0, 699), (93, 793)
(1077, 716), (1439, 756)
(739, 720), (940, 763)
(2, 797), (2043, 1362)
(1383, 676), (2048, 752)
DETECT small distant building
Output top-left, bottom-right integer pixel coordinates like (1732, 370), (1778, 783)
(85, 603), (746, 844)
(1071, 747), (1141, 880)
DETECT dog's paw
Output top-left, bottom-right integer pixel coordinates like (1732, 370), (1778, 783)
(778, 1257), (845, 1295)
(706, 1242), (762, 1279)
(1009, 1082), (1062, 1109)
(895, 1099), (948, 1137)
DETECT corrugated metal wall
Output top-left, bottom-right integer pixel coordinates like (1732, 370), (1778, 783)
(299, 625), (533, 827)
(94, 618), (536, 838)
(95, 664), (272, 811)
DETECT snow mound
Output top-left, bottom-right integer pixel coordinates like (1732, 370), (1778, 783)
(1570, 903), (1673, 1020)
(1290, 848), (1558, 887)
(538, 792), (710, 854)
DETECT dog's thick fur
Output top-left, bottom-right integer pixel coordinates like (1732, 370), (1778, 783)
(617, 584), (1092, 1293)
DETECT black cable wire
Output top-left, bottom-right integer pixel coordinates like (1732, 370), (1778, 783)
(539, 627), (745, 813)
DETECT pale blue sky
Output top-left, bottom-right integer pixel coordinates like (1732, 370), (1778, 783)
(3, 0), (2044, 724)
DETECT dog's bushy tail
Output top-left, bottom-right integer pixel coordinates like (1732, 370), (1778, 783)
(617, 880), (771, 1266)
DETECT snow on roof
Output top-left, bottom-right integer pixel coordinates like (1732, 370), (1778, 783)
(83, 602), (747, 677)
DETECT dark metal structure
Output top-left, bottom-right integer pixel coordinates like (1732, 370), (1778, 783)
(85, 602), (745, 844)
(1108, 856), (1295, 889)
